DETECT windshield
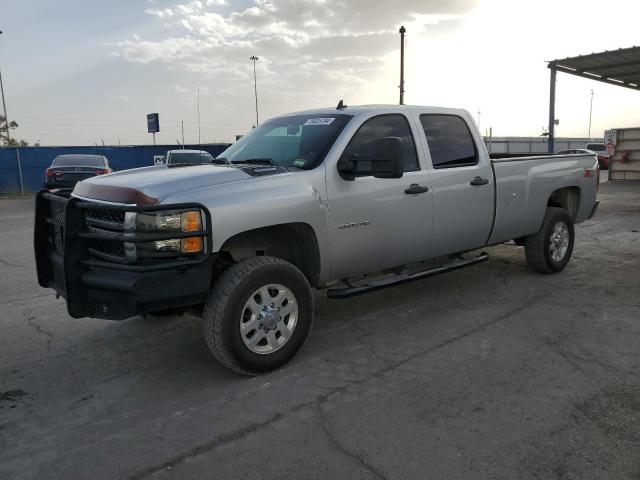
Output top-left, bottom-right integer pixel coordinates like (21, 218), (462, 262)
(168, 151), (214, 164)
(586, 143), (605, 152)
(53, 155), (105, 167)
(218, 114), (352, 169)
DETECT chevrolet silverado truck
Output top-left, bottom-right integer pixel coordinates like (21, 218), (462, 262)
(34, 105), (599, 374)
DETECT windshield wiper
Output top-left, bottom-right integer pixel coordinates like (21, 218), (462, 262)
(230, 158), (275, 166)
(213, 157), (230, 165)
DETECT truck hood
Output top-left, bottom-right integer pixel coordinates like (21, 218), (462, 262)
(72, 164), (257, 205)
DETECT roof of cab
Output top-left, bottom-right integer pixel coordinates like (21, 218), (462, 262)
(278, 104), (470, 118)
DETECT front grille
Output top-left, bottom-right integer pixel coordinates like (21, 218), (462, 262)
(85, 208), (129, 262)
(86, 209), (125, 225)
(48, 197), (66, 253)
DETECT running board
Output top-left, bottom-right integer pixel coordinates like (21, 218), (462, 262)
(326, 252), (489, 299)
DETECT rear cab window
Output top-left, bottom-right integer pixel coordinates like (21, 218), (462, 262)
(420, 114), (478, 169)
(586, 143), (605, 152)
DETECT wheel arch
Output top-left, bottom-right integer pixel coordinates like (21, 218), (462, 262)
(217, 223), (322, 287)
(547, 186), (581, 220)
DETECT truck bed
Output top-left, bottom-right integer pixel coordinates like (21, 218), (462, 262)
(488, 153), (599, 245)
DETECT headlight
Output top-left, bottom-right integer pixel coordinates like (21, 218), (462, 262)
(136, 209), (205, 256)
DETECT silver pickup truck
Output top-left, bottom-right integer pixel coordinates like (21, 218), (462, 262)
(35, 105), (599, 374)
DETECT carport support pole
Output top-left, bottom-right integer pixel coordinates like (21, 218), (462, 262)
(0, 68), (24, 196)
(548, 65), (557, 154)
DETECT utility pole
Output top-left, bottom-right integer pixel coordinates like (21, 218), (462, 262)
(399, 26), (406, 105)
(181, 120), (185, 148)
(588, 89), (594, 139)
(0, 30), (24, 196)
(197, 88), (201, 145)
(250, 56), (259, 126)
(477, 110), (481, 131)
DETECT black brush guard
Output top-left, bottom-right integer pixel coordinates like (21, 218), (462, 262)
(34, 190), (215, 320)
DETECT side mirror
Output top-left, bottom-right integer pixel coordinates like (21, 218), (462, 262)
(371, 137), (403, 179)
(337, 153), (358, 180)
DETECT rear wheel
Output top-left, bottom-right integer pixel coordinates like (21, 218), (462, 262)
(524, 207), (574, 274)
(202, 256), (313, 375)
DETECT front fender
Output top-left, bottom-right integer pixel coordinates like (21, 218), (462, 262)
(162, 169), (332, 283)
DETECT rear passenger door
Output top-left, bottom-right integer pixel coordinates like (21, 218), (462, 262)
(418, 113), (494, 256)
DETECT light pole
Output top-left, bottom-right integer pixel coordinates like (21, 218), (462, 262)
(250, 56), (259, 126)
(588, 89), (594, 139)
(399, 26), (406, 105)
(0, 30), (10, 145)
(197, 87), (201, 144)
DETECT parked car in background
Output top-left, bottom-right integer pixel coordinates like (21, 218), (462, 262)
(164, 149), (215, 165)
(45, 154), (112, 189)
(585, 143), (610, 169)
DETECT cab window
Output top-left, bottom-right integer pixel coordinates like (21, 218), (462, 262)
(343, 114), (419, 176)
(420, 114), (478, 169)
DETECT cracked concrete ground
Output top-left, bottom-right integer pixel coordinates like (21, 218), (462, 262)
(1, 179), (639, 480)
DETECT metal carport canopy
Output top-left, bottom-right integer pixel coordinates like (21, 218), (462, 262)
(546, 45), (640, 152)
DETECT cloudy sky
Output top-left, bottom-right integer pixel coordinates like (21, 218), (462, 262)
(4, 0), (640, 145)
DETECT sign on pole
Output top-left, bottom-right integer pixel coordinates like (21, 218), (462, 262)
(147, 113), (159, 133)
(604, 129), (617, 156)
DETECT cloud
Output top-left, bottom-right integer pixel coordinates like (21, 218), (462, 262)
(107, 94), (133, 103)
(111, 0), (477, 109)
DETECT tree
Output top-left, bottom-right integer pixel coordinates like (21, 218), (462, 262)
(0, 115), (28, 146)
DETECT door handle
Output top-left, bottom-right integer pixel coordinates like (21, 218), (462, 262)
(470, 176), (489, 186)
(405, 183), (429, 194)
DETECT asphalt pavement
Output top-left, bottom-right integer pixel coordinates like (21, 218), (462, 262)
(1, 178), (639, 480)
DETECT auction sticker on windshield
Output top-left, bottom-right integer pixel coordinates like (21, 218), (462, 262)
(304, 117), (335, 126)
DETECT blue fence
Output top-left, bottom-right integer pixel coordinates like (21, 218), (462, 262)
(0, 144), (230, 193)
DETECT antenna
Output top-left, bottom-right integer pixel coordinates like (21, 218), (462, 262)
(337, 99), (347, 110)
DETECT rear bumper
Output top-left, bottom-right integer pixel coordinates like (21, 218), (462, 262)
(34, 191), (214, 320)
(45, 179), (80, 189)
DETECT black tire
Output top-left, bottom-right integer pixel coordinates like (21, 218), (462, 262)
(524, 207), (574, 274)
(202, 256), (314, 375)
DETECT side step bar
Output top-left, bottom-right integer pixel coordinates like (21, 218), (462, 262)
(327, 252), (489, 299)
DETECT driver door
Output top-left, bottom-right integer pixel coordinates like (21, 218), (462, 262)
(326, 113), (433, 280)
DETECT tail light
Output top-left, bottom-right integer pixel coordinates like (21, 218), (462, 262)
(45, 168), (55, 177)
(96, 168), (112, 175)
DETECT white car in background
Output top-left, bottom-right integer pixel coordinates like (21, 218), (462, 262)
(585, 143), (610, 170)
(164, 149), (215, 166)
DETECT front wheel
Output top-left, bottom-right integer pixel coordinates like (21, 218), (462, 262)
(203, 256), (314, 375)
(524, 207), (575, 274)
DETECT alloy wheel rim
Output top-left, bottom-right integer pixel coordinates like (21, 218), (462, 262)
(239, 283), (298, 354)
(549, 221), (569, 262)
